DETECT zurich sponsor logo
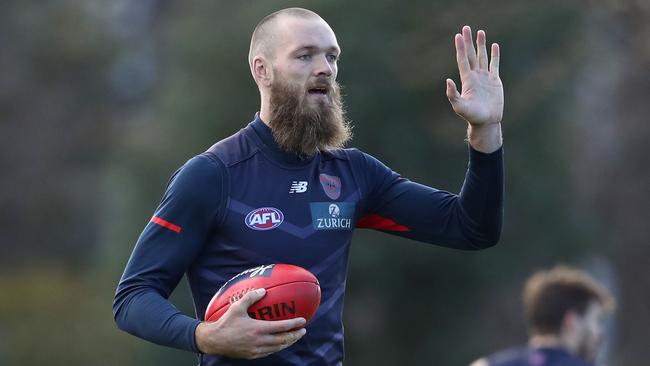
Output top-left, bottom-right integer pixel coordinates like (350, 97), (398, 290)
(310, 202), (355, 230)
(245, 207), (284, 230)
(328, 204), (340, 217)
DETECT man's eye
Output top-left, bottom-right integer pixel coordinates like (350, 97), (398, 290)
(327, 54), (338, 62)
(298, 54), (312, 61)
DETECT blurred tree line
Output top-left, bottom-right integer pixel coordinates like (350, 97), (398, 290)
(1, 0), (648, 365)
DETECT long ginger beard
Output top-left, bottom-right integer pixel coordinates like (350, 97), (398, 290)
(268, 76), (352, 157)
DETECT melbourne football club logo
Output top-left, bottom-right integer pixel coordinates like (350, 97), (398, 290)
(310, 202), (354, 230)
(319, 174), (341, 200)
(245, 207), (284, 230)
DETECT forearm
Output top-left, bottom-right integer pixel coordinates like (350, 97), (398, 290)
(456, 144), (504, 247)
(467, 122), (502, 153)
(113, 288), (201, 352)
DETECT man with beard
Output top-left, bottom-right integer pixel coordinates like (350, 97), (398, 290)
(114, 7), (504, 366)
(469, 266), (615, 366)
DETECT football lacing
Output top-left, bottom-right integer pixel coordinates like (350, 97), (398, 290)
(228, 287), (254, 304)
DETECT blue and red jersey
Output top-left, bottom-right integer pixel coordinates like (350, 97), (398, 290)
(113, 114), (504, 365)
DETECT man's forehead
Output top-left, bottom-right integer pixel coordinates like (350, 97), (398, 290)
(274, 16), (340, 53)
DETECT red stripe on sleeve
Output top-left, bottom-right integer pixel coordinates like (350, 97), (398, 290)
(355, 214), (410, 232)
(151, 216), (182, 233)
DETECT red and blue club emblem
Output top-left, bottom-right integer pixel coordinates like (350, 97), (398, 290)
(319, 174), (341, 200)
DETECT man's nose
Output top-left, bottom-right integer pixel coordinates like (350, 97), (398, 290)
(314, 54), (333, 77)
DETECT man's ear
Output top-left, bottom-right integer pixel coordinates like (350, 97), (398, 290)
(562, 310), (579, 334)
(253, 56), (272, 87)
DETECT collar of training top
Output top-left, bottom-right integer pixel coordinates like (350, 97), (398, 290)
(248, 113), (319, 167)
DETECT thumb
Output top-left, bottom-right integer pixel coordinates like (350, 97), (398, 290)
(231, 288), (266, 314)
(446, 78), (461, 103)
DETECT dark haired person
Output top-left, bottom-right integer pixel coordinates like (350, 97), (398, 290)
(470, 266), (615, 366)
(114, 7), (505, 366)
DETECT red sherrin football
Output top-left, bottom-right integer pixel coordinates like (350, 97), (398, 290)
(204, 264), (321, 323)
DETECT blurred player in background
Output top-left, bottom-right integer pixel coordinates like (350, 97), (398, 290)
(470, 266), (615, 366)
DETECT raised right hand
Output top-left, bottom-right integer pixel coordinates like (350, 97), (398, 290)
(195, 288), (307, 359)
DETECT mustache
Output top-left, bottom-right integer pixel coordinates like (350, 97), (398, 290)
(306, 77), (333, 91)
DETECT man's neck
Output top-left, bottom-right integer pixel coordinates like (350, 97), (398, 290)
(259, 95), (272, 126)
(529, 334), (563, 349)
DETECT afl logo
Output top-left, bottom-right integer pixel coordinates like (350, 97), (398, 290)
(245, 207), (284, 230)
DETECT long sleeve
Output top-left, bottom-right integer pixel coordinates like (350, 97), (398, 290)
(352, 146), (504, 250)
(112, 154), (227, 351)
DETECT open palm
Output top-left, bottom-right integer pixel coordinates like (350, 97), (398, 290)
(446, 26), (503, 126)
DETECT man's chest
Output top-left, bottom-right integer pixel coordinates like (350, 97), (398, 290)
(214, 157), (362, 263)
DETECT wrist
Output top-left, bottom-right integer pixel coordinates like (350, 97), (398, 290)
(195, 322), (212, 354)
(467, 123), (502, 153)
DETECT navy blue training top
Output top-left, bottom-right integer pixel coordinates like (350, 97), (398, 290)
(113, 114), (504, 366)
(483, 347), (592, 366)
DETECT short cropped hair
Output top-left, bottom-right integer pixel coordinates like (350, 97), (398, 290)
(523, 266), (614, 335)
(248, 8), (321, 66)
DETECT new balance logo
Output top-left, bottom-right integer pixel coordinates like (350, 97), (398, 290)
(289, 181), (308, 193)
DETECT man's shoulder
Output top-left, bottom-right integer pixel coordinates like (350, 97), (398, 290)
(337, 147), (394, 174)
(204, 128), (258, 167)
(322, 147), (361, 161)
(169, 154), (225, 189)
(469, 347), (530, 366)
(326, 147), (380, 164)
(475, 346), (591, 366)
(485, 347), (529, 366)
(323, 148), (382, 175)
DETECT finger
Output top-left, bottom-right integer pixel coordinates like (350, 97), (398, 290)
(259, 328), (307, 347)
(476, 30), (488, 70)
(258, 317), (307, 333)
(446, 78), (461, 102)
(248, 331), (305, 359)
(249, 345), (281, 359)
(454, 34), (470, 77)
(489, 43), (500, 76)
(244, 344), (289, 360)
(462, 25), (478, 70)
(230, 288), (266, 314)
